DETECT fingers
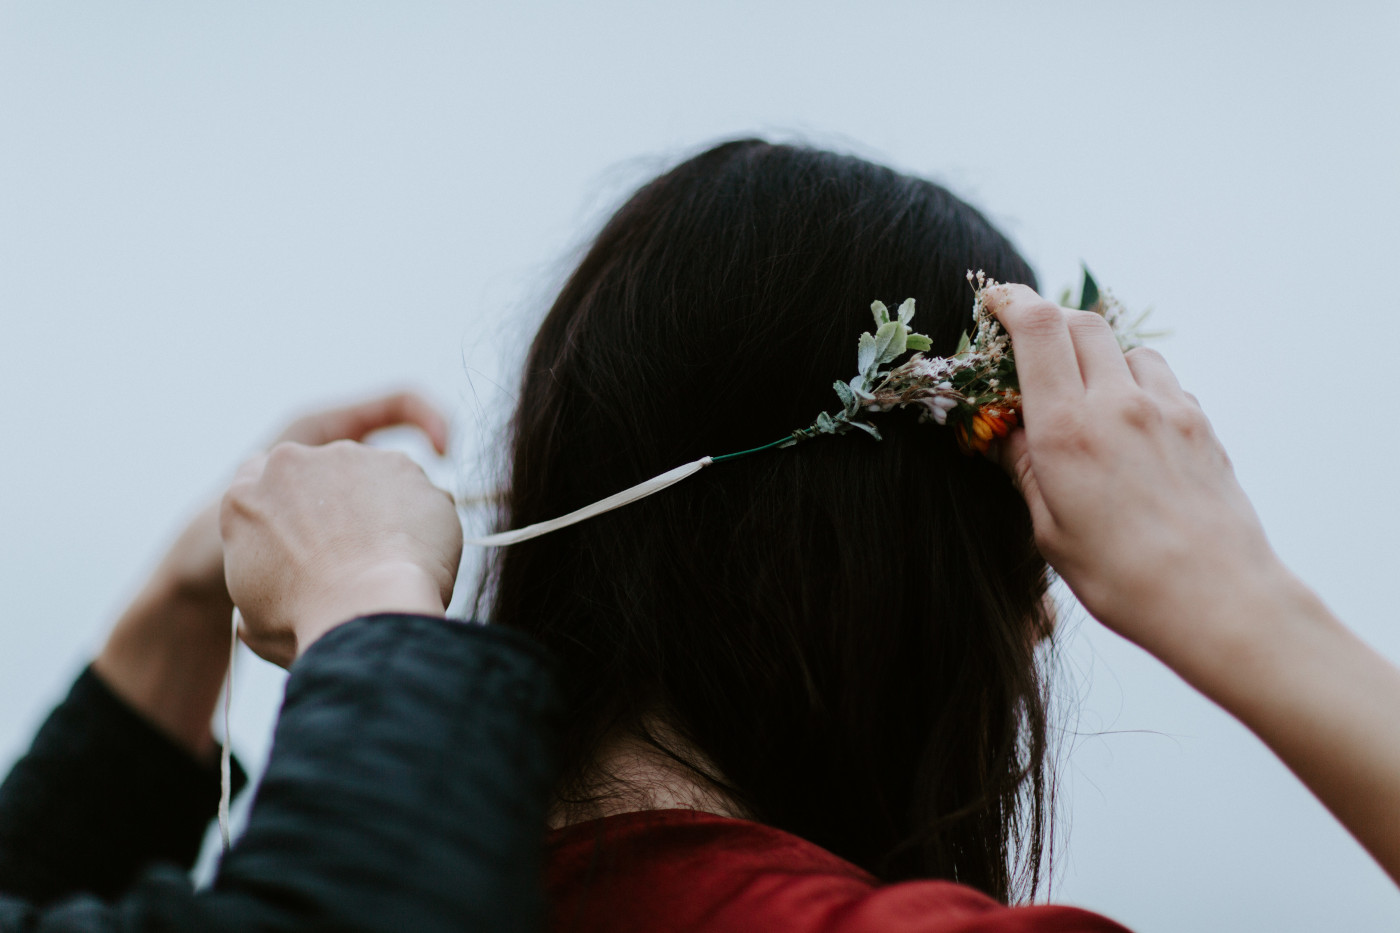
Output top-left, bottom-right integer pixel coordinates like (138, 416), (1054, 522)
(276, 391), (450, 453)
(1125, 346), (1184, 399)
(985, 284), (1134, 396)
(1065, 311), (1133, 389)
(341, 392), (450, 453)
(982, 285), (1084, 402)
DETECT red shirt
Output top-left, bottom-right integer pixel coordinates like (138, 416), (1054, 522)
(546, 810), (1131, 933)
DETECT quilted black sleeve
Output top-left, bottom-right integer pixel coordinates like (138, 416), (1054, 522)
(0, 667), (247, 906)
(0, 615), (560, 933)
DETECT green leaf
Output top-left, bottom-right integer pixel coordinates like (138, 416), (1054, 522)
(815, 411), (836, 433)
(955, 331), (971, 356)
(905, 333), (932, 352)
(896, 298), (916, 325)
(870, 300), (891, 327)
(857, 332), (877, 374)
(872, 320), (907, 364)
(1078, 264), (1100, 312)
(832, 379), (857, 415)
(849, 377), (873, 401)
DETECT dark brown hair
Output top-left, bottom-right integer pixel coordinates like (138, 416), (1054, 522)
(480, 139), (1053, 901)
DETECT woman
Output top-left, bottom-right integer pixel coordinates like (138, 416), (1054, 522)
(9, 139), (1396, 933)
(481, 139), (1400, 930)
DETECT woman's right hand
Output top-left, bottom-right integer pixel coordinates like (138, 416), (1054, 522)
(984, 284), (1289, 667)
(220, 440), (463, 668)
(987, 283), (1400, 889)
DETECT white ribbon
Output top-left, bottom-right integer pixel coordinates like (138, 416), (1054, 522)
(219, 609), (238, 852)
(467, 456), (714, 547)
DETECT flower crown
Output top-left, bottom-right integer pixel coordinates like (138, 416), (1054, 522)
(469, 267), (1153, 546)
(786, 268), (1151, 456)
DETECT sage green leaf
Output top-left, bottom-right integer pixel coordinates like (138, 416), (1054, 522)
(905, 333), (932, 352)
(897, 298), (916, 325)
(955, 331), (971, 356)
(1079, 265), (1100, 312)
(850, 377), (873, 401)
(816, 411), (836, 433)
(871, 300), (891, 327)
(833, 379), (857, 414)
(872, 320), (907, 364)
(857, 332), (877, 374)
(849, 420), (882, 440)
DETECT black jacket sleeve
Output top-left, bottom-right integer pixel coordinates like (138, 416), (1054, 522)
(0, 614), (561, 933)
(0, 666), (248, 906)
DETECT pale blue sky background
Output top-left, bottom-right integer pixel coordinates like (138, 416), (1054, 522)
(1, 2), (1398, 929)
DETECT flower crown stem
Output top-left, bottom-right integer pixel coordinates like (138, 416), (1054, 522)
(710, 437), (795, 463)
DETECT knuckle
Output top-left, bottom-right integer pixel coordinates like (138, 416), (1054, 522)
(377, 446), (414, 469)
(321, 439), (363, 461)
(218, 488), (239, 526)
(1125, 345), (1165, 366)
(1066, 309), (1111, 334)
(1165, 402), (1209, 438)
(1114, 392), (1161, 429)
(219, 483), (256, 530)
(1015, 301), (1066, 336)
(1036, 409), (1090, 453)
(266, 441), (306, 465)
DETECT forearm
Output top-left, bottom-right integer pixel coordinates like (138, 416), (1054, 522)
(983, 289), (1400, 886)
(92, 564), (233, 760)
(1161, 570), (1400, 885)
(209, 615), (560, 932)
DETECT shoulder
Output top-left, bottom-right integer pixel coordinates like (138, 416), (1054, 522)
(545, 811), (1131, 933)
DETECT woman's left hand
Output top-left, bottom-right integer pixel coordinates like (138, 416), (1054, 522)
(157, 392), (450, 608)
(92, 391), (450, 757)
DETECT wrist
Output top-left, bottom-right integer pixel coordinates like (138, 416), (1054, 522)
(293, 562), (448, 659)
(95, 570), (238, 760)
(148, 560), (235, 615)
(1147, 562), (1337, 701)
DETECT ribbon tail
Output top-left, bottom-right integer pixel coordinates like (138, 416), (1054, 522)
(468, 456), (714, 547)
(219, 608), (238, 852)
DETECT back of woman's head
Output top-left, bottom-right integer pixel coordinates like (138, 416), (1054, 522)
(483, 139), (1052, 901)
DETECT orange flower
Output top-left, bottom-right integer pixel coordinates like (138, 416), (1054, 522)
(955, 406), (1018, 455)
